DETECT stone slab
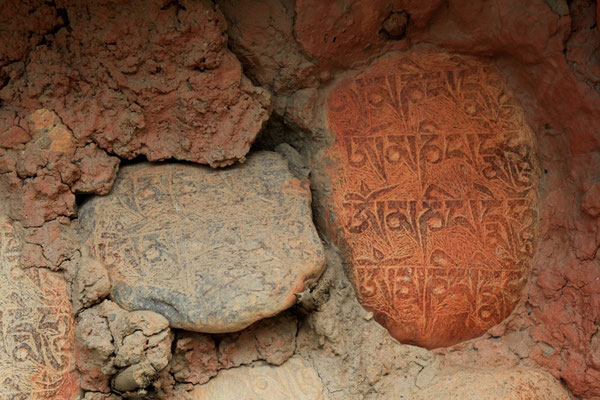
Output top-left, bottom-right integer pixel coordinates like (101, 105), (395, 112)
(192, 356), (326, 400)
(0, 215), (77, 399)
(414, 367), (570, 399)
(79, 151), (325, 333)
(325, 51), (539, 349)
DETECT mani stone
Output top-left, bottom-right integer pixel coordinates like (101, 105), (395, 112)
(79, 151), (325, 333)
(414, 367), (570, 400)
(325, 50), (539, 349)
(0, 215), (78, 398)
(191, 356), (326, 400)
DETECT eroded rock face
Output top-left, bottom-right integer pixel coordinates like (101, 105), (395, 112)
(0, 215), (78, 399)
(325, 51), (539, 349)
(294, 0), (414, 69)
(75, 300), (173, 394)
(218, 0), (318, 94)
(414, 367), (570, 399)
(79, 151), (325, 333)
(191, 356), (326, 400)
(0, 0), (271, 168)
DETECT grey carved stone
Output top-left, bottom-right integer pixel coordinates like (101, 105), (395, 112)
(79, 151), (325, 333)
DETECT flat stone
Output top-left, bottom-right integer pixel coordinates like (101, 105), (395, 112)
(325, 51), (539, 349)
(79, 151), (325, 333)
(414, 367), (570, 399)
(191, 356), (326, 400)
(0, 215), (78, 398)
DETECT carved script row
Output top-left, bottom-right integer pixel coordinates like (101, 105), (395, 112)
(326, 51), (539, 348)
(0, 216), (76, 398)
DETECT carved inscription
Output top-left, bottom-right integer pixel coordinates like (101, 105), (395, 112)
(0, 216), (76, 399)
(79, 152), (325, 333)
(326, 52), (539, 349)
(192, 356), (325, 400)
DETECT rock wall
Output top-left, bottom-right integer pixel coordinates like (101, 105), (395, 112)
(0, 0), (598, 399)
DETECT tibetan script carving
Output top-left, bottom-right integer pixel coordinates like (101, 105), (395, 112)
(79, 151), (325, 333)
(326, 51), (539, 349)
(0, 216), (77, 399)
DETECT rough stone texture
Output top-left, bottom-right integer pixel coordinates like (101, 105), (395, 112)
(75, 305), (117, 393)
(81, 394), (121, 400)
(0, 0), (271, 168)
(0, 108), (120, 229)
(294, 0), (414, 69)
(582, 181), (600, 217)
(0, 214), (78, 399)
(66, 256), (111, 315)
(218, 311), (298, 369)
(167, 311), (297, 395)
(325, 50), (539, 349)
(22, 217), (79, 270)
(218, 0), (318, 94)
(0, 0), (63, 69)
(413, 367), (571, 399)
(191, 357), (326, 400)
(295, 246), (438, 400)
(170, 332), (219, 386)
(79, 151), (325, 333)
(565, 0), (600, 90)
(75, 300), (172, 394)
(0, 0), (272, 261)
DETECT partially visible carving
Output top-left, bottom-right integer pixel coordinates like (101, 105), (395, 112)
(326, 51), (539, 348)
(192, 356), (326, 400)
(414, 367), (570, 399)
(0, 216), (77, 398)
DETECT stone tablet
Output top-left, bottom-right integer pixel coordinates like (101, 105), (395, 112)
(79, 151), (325, 333)
(326, 51), (539, 349)
(192, 356), (326, 400)
(0, 216), (77, 399)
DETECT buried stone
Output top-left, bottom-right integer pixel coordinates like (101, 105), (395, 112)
(79, 151), (325, 333)
(413, 367), (570, 399)
(325, 50), (540, 349)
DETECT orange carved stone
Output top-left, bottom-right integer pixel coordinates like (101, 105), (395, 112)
(0, 215), (78, 399)
(326, 51), (539, 349)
